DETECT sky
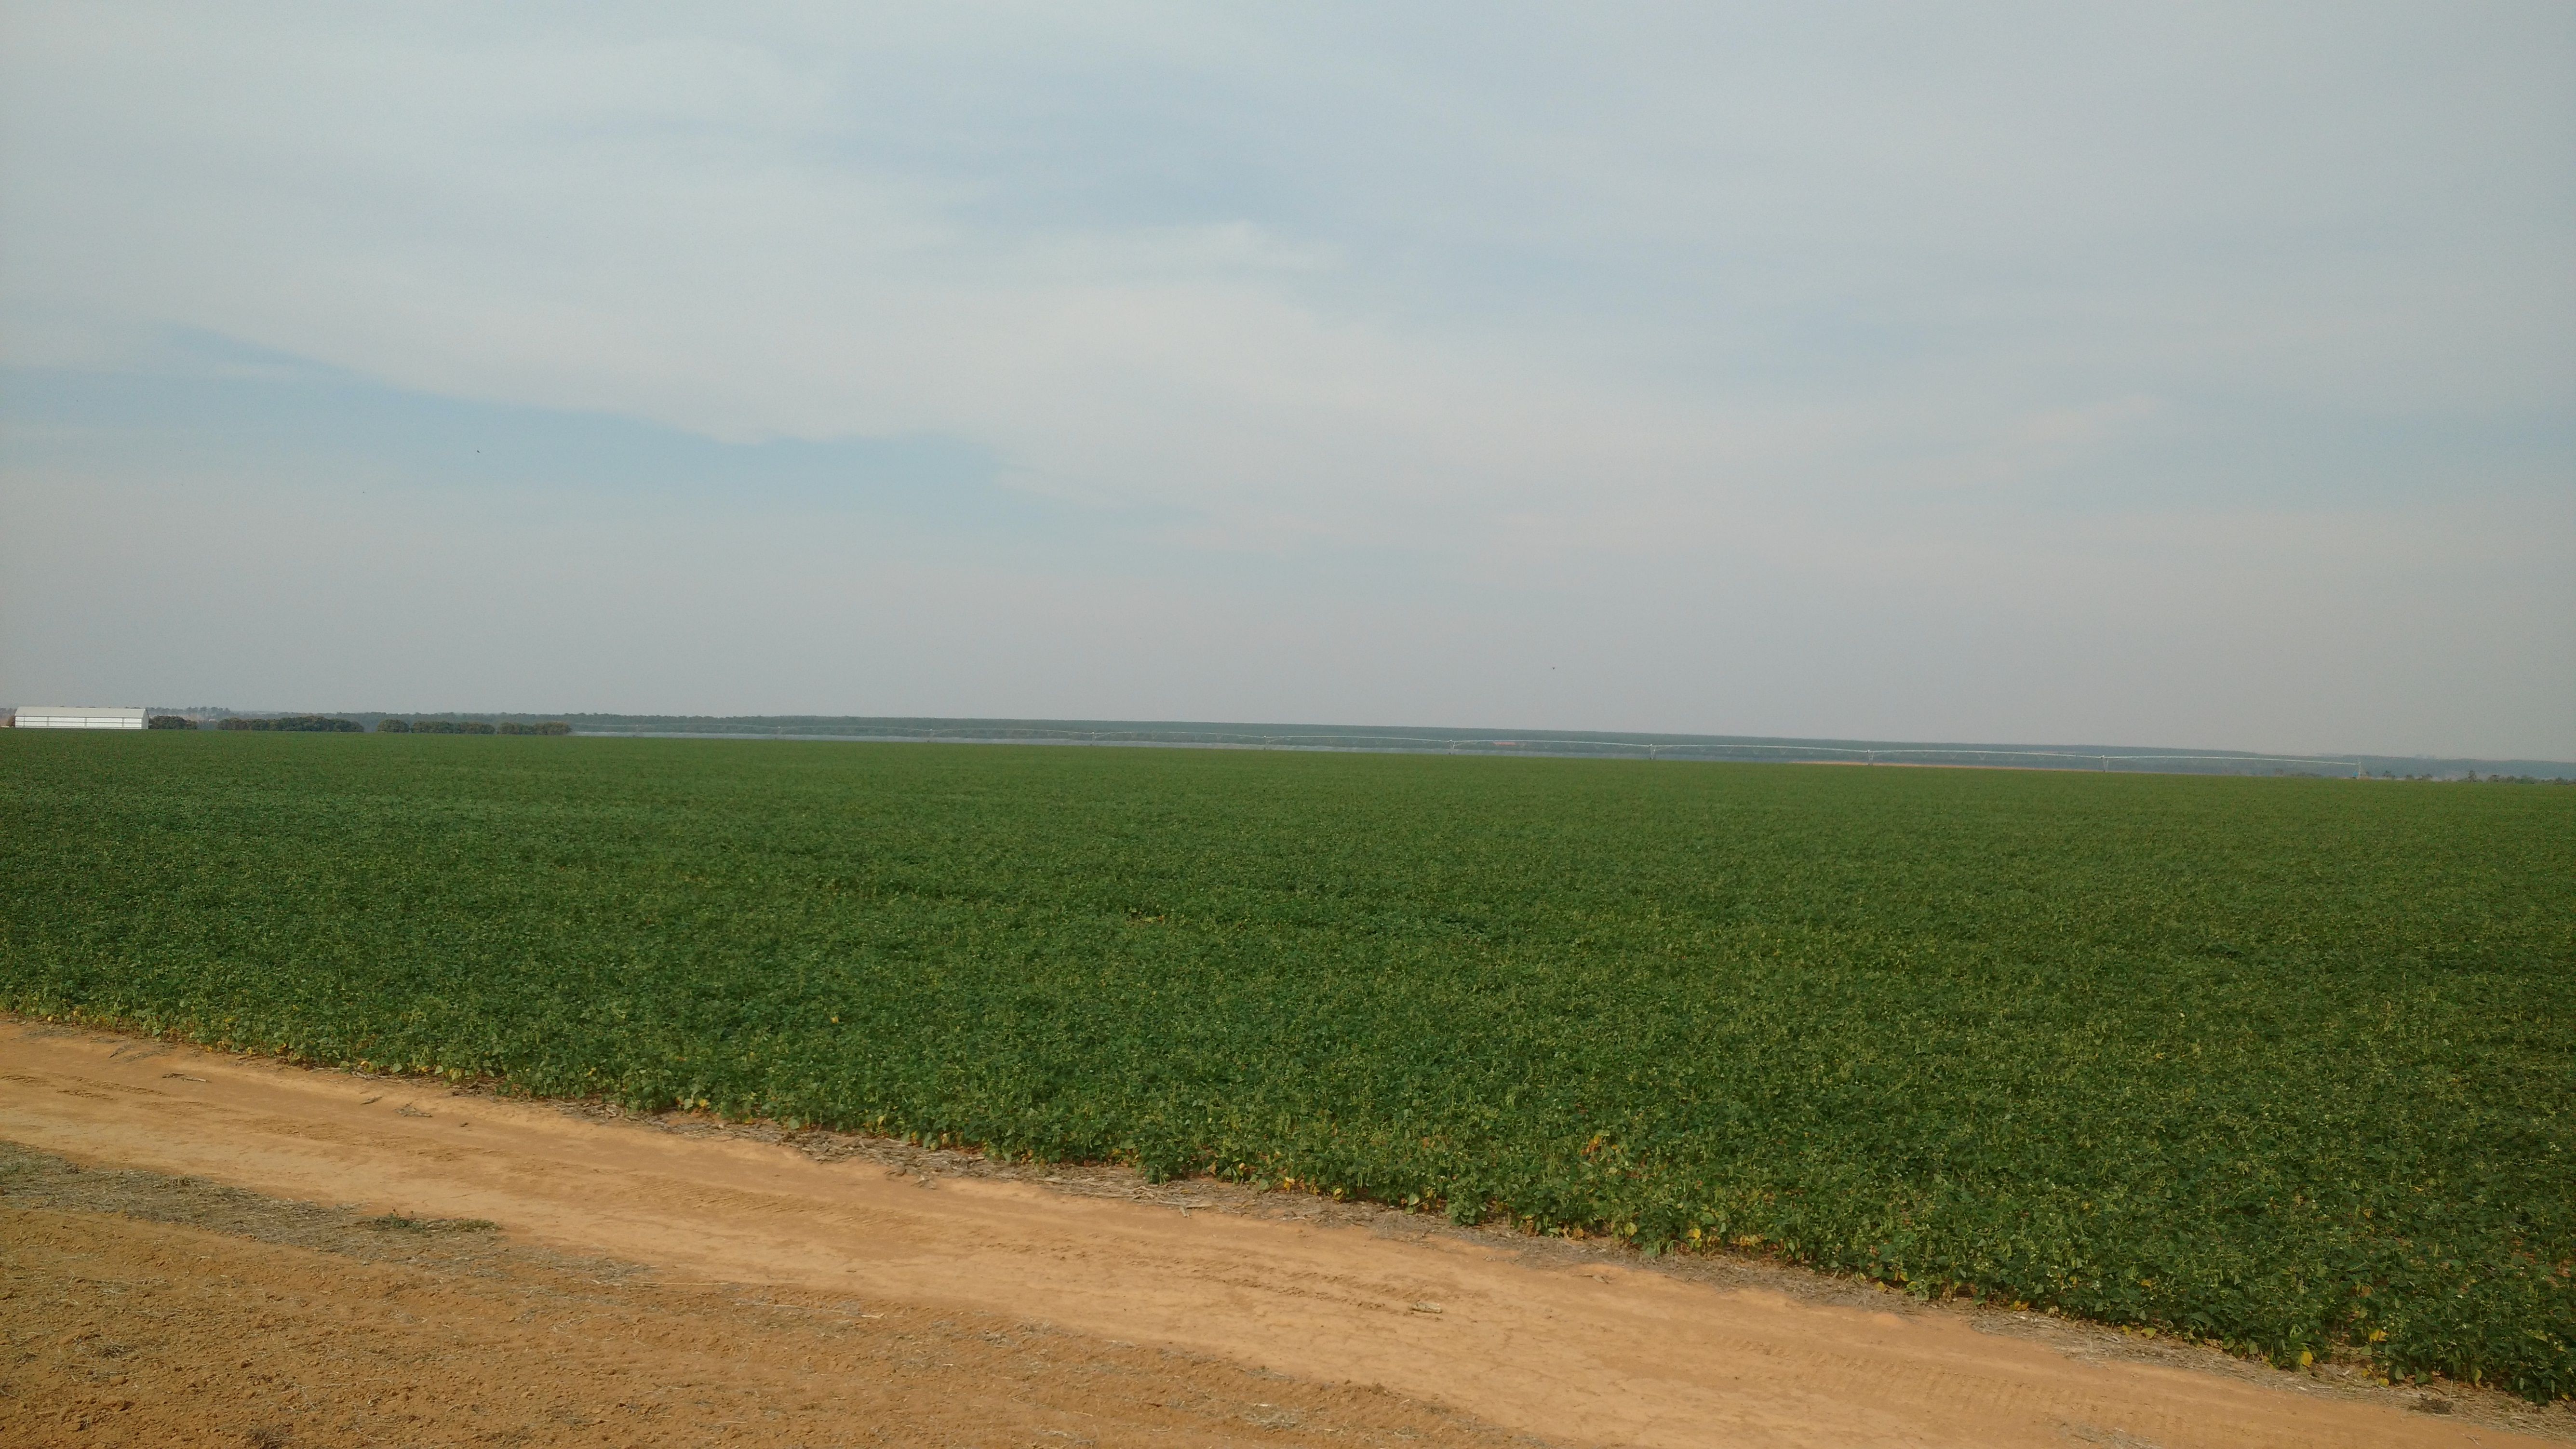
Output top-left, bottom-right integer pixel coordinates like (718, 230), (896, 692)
(2, 3), (2570, 759)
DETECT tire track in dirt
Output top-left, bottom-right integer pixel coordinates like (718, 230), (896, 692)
(4, 1145), (1514, 1448)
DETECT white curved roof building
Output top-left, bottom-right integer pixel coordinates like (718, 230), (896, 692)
(13, 706), (149, 729)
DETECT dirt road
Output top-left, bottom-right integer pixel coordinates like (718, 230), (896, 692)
(4, 1020), (2565, 1448)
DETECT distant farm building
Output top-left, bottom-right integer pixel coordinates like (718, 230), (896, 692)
(13, 706), (149, 730)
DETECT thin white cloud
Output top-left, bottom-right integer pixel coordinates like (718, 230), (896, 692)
(1, 1), (2569, 755)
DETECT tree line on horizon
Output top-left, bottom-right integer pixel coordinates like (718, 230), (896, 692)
(138, 715), (573, 735)
(377, 719), (571, 735)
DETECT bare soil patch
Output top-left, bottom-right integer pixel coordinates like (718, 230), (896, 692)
(5, 1019), (2568, 1448)
(1, 1143), (1520, 1448)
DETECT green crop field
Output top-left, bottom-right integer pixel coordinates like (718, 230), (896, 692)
(3, 732), (2570, 1397)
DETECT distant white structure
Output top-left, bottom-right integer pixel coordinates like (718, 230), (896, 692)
(13, 706), (149, 730)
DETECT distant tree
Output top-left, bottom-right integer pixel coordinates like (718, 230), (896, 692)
(219, 715), (361, 732)
(463, 720), (496, 735)
(376, 718), (411, 733)
(148, 715), (193, 730)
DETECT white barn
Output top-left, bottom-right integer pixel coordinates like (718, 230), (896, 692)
(13, 706), (149, 730)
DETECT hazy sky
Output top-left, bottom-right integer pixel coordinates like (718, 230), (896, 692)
(3, 3), (2570, 758)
